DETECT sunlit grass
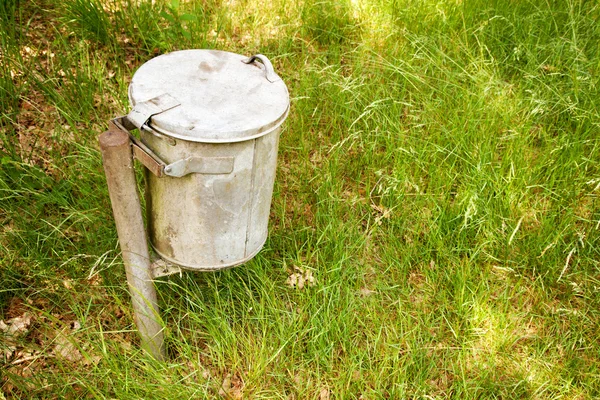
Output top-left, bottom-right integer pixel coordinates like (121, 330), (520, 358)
(1, 0), (599, 398)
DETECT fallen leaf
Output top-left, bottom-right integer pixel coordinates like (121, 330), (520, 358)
(11, 350), (40, 366)
(70, 321), (81, 331)
(286, 266), (316, 290)
(371, 203), (392, 219)
(3, 344), (17, 360)
(359, 288), (376, 297)
(319, 387), (330, 400)
(371, 204), (392, 225)
(82, 354), (102, 367)
(1, 314), (32, 337)
(218, 373), (243, 399)
(53, 334), (83, 363)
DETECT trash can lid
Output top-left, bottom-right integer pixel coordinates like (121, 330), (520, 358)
(128, 50), (289, 143)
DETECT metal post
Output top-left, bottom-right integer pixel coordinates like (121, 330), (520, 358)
(99, 125), (166, 361)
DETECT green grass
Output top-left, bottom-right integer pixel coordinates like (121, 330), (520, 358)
(1, 0), (600, 398)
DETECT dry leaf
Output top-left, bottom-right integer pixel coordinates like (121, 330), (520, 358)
(71, 320), (81, 331)
(319, 387), (330, 400)
(1, 314), (32, 337)
(371, 203), (392, 225)
(82, 355), (102, 367)
(359, 288), (376, 297)
(3, 344), (17, 360)
(286, 266), (316, 290)
(11, 349), (40, 366)
(1, 313), (33, 361)
(218, 373), (243, 399)
(371, 203), (391, 217)
(53, 334), (83, 363)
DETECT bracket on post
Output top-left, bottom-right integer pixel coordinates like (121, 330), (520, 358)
(151, 258), (183, 278)
(110, 117), (167, 177)
(111, 116), (235, 179)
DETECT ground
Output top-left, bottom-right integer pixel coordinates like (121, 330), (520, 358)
(1, 0), (599, 398)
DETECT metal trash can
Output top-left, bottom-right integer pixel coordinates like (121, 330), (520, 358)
(100, 49), (289, 359)
(127, 49), (289, 270)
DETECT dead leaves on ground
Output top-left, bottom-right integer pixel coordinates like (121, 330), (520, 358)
(218, 373), (244, 399)
(1, 314), (32, 361)
(0, 306), (104, 396)
(319, 387), (331, 400)
(1, 307), (103, 366)
(0, 275), (129, 396)
(286, 265), (316, 290)
(370, 203), (392, 225)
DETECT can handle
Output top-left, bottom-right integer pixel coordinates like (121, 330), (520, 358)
(242, 54), (281, 83)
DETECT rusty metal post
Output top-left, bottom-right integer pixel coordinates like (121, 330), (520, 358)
(99, 125), (165, 361)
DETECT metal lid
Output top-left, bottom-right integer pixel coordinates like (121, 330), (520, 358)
(128, 50), (289, 143)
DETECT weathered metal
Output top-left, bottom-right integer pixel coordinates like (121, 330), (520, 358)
(151, 258), (182, 278)
(127, 49), (289, 270)
(101, 49), (289, 359)
(128, 49), (289, 143)
(127, 93), (181, 132)
(99, 125), (165, 361)
(132, 140), (165, 178)
(142, 127), (282, 270)
(163, 155), (235, 178)
(242, 54), (281, 83)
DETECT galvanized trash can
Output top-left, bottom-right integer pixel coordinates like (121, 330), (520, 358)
(129, 49), (289, 270)
(99, 49), (289, 359)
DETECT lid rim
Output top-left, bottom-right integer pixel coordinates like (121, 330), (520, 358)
(144, 105), (289, 143)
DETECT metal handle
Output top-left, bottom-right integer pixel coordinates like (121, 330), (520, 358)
(242, 54), (281, 83)
(164, 156), (234, 177)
